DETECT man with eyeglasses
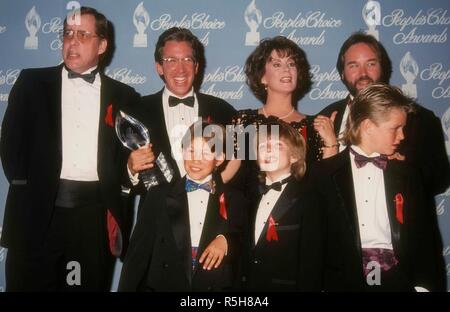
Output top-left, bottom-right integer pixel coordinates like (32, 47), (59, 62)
(0, 6), (140, 291)
(125, 27), (238, 199)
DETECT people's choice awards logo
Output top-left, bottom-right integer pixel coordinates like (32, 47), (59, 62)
(133, 2), (150, 48)
(362, 0), (381, 40)
(24, 6), (41, 50)
(104, 68), (147, 86)
(0, 25), (6, 34)
(382, 8), (449, 44)
(309, 65), (348, 101)
(420, 62), (450, 99)
(244, 0), (262, 46)
(201, 65), (246, 101)
(400, 52), (419, 98)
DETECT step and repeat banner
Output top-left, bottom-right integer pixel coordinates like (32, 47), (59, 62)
(0, 0), (449, 291)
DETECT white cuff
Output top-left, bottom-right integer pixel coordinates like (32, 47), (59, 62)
(127, 165), (140, 186)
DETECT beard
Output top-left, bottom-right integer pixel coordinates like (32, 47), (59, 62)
(344, 76), (377, 96)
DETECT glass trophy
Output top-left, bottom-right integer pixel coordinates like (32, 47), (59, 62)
(115, 111), (174, 189)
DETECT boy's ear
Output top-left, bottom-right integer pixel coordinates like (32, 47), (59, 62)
(290, 155), (298, 164)
(361, 118), (374, 135)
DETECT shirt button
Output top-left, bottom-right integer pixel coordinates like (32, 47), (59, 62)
(365, 200), (368, 203)
(362, 224), (365, 226)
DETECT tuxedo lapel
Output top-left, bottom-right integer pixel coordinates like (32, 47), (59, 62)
(166, 177), (192, 284)
(250, 193), (263, 247)
(146, 90), (181, 179)
(257, 181), (299, 246)
(46, 65), (63, 160)
(332, 151), (362, 252)
(383, 162), (403, 254)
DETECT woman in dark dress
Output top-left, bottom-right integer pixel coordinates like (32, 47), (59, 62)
(233, 36), (338, 164)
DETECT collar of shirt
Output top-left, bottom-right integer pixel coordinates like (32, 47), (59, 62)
(163, 87), (195, 108)
(186, 174), (212, 185)
(62, 65), (101, 87)
(350, 145), (381, 158)
(265, 173), (291, 186)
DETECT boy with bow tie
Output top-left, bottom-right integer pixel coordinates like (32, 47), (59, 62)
(311, 83), (445, 291)
(240, 120), (324, 291)
(118, 121), (245, 291)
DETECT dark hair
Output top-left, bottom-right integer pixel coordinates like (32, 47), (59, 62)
(336, 31), (392, 84)
(154, 27), (205, 89)
(64, 6), (108, 39)
(343, 83), (414, 146)
(245, 36), (312, 104)
(154, 27), (203, 64)
(257, 120), (307, 181)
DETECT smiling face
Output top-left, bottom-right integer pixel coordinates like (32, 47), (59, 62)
(183, 137), (223, 181)
(257, 137), (297, 181)
(261, 50), (298, 97)
(62, 14), (107, 74)
(342, 43), (382, 96)
(156, 40), (199, 97)
(360, 108), (407, 156)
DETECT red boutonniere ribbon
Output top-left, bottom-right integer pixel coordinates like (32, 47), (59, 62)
(395, 193), (404, 224)
(266, 215), (278, 242)
(219, 193), (227, 220)
(299, 125), (307, 141)
(206, 116), (212, 123)
(107, 209), (121, 256)
(105, 103), (113, 127)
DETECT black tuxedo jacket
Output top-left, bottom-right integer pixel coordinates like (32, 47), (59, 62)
(118, 176), (245, 291)
(319, 99), (449, 196)
(241, 180), (324, 292)
(128, 89), (236, 187)
(309, 149), (445, 291)
(0, 65), (140, 255)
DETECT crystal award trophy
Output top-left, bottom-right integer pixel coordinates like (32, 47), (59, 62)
(115, 111), (174, 189)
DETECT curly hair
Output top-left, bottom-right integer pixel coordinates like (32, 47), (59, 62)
(245, 36), (312, 104)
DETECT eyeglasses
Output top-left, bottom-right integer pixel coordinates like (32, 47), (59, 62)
(161, 57), (196, 66)
(61, 29), (101, 43)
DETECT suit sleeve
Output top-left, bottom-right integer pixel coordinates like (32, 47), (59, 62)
(0, 70), (29, 182)
(407, 170), (446, 291)
(297, 190), (324, 291)
(400, 106), (450, 196)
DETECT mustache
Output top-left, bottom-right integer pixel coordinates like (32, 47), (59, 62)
(356, 76), (375, 84)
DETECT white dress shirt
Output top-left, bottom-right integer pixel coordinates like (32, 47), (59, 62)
(162, 88), (199, 177)
(254, 173), (291, 243)
(338, 95), (352, 153)
(186, 174), (211, 248)
(60, 66), (100, 181)
(350, 145), (393, 249)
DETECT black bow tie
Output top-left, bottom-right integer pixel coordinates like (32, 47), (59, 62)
(259, 176), (293, 195)
(168, 95), (195, 107)
(350, 148), (388, 170)
(66, 66), (98, 84)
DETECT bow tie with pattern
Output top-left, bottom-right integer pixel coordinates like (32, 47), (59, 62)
(259, 176), (292, 195)
(168, 95), (195, 107)
(350, 148), (388, 170)
(66, 67), (98, 84)
(185, 178), (213, 193)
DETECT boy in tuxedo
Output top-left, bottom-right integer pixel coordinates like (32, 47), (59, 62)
(241, 120), (323, 291)
(118, 121), (244, 291)
(312, 83), (445, 291)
